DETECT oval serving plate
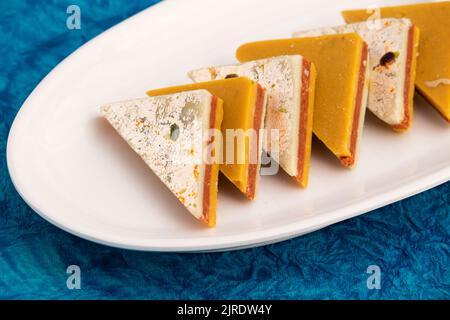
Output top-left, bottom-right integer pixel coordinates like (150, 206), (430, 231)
(7, 0), (450, 252)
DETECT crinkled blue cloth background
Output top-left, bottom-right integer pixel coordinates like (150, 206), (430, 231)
(0, 0), (449, 299)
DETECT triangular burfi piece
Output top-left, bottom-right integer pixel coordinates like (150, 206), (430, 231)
(187, 55), (316, 187)
(342, 1), (450, 123)
(101, 90), (223, 227)
(294, 18), (420, 131)
(237, 34), (369, 167)
(147, 77), (267, 200)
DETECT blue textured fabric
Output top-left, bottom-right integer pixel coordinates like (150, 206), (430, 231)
(0, 0), (449, 300)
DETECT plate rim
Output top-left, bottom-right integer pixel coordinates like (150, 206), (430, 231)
(6, 0), (450, 252)
(7, 143), (449, 251)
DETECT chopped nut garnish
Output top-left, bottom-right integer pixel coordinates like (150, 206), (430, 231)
(193, 165), (199, 180)
(169, 123), (180, 141)
(208, 67), (218, 79)
(380, 51), (397, 67)
(135, 117), (146, 127)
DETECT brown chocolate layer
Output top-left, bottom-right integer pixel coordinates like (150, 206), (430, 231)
(340, 43), (369, 167)
(245, 85), (265, 200)
(201, 96), (218, 225)
(294, 59), (312, 185)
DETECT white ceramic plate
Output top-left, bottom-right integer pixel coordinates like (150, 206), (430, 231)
(7, 0), (450, 252)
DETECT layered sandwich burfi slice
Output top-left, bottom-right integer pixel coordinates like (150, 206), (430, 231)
(237, 34), (369, 167)
(342, 1), (450, 123)
(294, 18), (419, 131)
(187, 55), (316, 187)
(101, 90), (223, 227)
(148, 77), (267, 200)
